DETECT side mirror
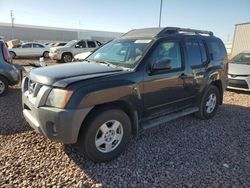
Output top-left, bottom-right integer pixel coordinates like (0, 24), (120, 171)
(152, 58), (172, 70)
(75, 44), (80, 48)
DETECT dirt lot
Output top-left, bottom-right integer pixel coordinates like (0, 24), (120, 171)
(0, 59), (250, 187)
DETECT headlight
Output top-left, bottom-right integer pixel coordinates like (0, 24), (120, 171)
(54, 49), (60, 53)
(46, 89), (73, 108)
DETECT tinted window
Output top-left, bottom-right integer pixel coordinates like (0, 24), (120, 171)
(22, 43), (32, 48)
(76, 40), (86, 48)
(33, 43), (44, 48)
(150, 41), (182, 69)
(199, 41), (208, 63)
(185, 40), (203, 66)
(207, 38), (226, 61)
(87, 41), (96, 48)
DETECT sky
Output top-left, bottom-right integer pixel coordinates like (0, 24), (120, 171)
(0, 0), (249, 42)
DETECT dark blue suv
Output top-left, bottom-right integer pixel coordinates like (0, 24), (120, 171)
(0, 40), (20, 96)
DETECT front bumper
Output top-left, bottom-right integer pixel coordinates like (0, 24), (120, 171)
(49, 52), (61, 60)
(22, 77), (92, 144)
(227, 74), (250, 92)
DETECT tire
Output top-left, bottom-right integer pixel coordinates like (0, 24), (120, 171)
(61, 53), (72, 63)
(0, 76), (8, 96)
(43, 51), (49, 58)
(78, 108), (132, 162)
(9, 51), (16, 59)
(195, 85), (220, 119)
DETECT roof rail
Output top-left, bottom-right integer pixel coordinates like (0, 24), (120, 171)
(158, 27), (214, 36)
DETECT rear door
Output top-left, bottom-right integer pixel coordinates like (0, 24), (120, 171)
(87, 40), (97, 51)
(32, 43), (45, 56)
(184, 38), (208, 95)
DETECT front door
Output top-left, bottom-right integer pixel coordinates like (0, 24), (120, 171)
(74, 40), (88, 55)
(142, 39), (196, 118)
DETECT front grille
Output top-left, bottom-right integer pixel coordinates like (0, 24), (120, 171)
(228, 79), (249, 89)
(28, 79), (42, 97)
(228, 74), (248, 78)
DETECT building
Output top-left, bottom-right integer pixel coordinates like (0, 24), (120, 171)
(0, 22), (123, 43)
(231, 22), (250, 57)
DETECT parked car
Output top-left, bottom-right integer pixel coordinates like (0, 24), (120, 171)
(9, 42), (50, 59)
(49, 40), (102, 63)
(228, 51), (250, 91)
(22, 27), (228, 162)
(0, 40), (20, 96)
(73, 51), (92, 61)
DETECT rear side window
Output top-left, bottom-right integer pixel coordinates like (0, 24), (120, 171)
(87, 41), (96, 48)
(207, 38), (227, 61)
(33, 43), (44, 48)
(198, 41), (208, 63)
(22, 43), (32, 48)
(185, 40), (203, 67)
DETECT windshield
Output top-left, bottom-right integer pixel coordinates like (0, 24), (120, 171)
(87, 39), (152, 69)
(230, 53), (250, 65)
(65, 40), (77, 47)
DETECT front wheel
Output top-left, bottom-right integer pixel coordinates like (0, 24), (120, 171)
(0, 76), (8, 96)
(62, 53), (72, 63)
(195, 85), (220, 119)
(43, 51), (49, 58)
(78, 108), (132, 162)
(9, 51), (16, 59)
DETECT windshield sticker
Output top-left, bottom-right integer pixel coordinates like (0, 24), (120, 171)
(134, 40), (152, 44)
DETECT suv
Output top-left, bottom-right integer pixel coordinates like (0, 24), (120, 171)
(0, 40), (20, 96)
(49, 40), (102, 63)
(22, 27), (228, 162)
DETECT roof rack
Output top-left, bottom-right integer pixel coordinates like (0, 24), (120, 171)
(157, 27), (214, 36)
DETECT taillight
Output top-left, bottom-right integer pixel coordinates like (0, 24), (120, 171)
(2, 43), (12, 64)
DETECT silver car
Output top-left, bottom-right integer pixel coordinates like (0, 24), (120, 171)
(228, 51), (250, 92)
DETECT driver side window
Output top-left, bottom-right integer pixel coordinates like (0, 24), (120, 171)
(76, 40), (86, 48)
(150, 41), (182, 69)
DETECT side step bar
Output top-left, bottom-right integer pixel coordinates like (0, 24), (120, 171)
(142, 107), (199, 129)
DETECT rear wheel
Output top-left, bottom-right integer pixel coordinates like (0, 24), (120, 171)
(0, 76), (8, 96)
(62, 53), (72, 63)
(195, 85), (220, 119)
(78, 108), (132, 162)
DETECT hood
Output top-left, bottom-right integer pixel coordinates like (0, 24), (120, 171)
(228, 63), (250, 75)
(29, 62), (123, 87)
(50, 46), (70, 52)
(74, 52), (92, 59)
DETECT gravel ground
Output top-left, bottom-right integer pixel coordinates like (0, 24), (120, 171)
(0, 59), (250, 187)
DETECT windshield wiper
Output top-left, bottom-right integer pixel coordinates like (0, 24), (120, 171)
(95, 60), (113, 66)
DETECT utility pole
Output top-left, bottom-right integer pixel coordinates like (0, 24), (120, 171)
(10, 10), (15, 39)
(158, 0), (163, 28)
